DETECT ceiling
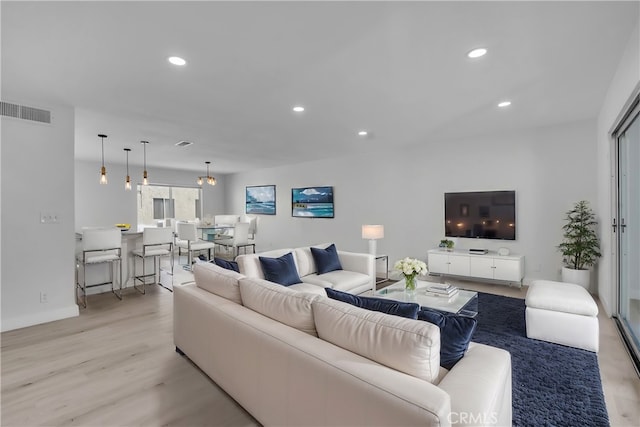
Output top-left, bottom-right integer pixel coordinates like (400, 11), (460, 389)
(2, 1), (638, 174)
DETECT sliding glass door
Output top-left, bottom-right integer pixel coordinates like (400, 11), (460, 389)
(614, 97), (640, 371)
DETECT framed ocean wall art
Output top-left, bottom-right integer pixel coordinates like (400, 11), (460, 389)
(246, 185), (276, 215)
(291, 186), (334, 218)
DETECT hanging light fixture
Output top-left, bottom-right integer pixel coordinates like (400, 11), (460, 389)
(141, 140), (149, 185)
(206, 161), (216, 186)
(98, 134), (108, 184)
(197, 161), (216, 186)
(124, 148), (132, 190)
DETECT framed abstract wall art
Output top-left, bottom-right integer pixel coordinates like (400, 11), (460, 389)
(291, 186), (334, 218)
(246, 185), (276, 215)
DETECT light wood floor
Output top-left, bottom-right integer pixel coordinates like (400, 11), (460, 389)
(2, 274), (639, 426)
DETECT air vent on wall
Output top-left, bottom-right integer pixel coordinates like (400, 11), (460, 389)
(175, 140), (193, 147)
(0, 101), (51, 124)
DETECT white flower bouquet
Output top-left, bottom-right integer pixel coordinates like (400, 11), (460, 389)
(394, 257), (428, 291)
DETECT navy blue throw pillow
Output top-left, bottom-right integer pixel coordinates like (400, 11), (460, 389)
(325, 288), (419, 319)
(310, 244), (343, 275)
(259, 252), (302, 286)
(417, 308), (478, 369)
(212, 257), (239, 273)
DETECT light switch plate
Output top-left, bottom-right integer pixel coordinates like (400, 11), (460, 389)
(40, 212), (59, 224)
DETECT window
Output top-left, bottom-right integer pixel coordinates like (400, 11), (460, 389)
(153, 198), (175, 219)
(137, 184), (202, 226)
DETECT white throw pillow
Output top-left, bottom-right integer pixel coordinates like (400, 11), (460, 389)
(312, 298), (441, 383)
(193, 262), (243, 304)
(239, 277), (321, 336)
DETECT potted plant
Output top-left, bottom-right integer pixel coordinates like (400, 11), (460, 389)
(439, 239), (455, 252)
(557, 200), (602, 290)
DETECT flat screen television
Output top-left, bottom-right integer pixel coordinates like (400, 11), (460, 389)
(445, 190), (516, 240)
(291, 186), (334, 218)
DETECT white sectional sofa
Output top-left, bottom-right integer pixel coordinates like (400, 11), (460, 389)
(174, 262), (512, 426)
(236, 243), (375, 295)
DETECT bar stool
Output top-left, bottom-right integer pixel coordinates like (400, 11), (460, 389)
(175, 222), (215, 268)
(132, 227), (174, 294)
(76, 228), (123, 308)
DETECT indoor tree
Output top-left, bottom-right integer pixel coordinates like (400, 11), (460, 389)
(558, 200), (602, 270)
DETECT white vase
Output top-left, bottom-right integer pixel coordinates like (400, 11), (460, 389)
(561, 267), (591, 291)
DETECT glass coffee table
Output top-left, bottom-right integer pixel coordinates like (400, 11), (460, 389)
(374, 279), (478, 317)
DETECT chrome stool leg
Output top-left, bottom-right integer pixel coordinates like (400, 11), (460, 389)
(113, 258), (123, 300)
(133, 254), (146, 294)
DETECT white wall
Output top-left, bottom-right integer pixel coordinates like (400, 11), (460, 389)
(225, 120), (597, 286)
(1, 102), (79, 331)
(75, 160), (227, 231)
(596, 22), (640, 316)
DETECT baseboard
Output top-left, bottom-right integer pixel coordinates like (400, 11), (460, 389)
(1, 304), (79, 332)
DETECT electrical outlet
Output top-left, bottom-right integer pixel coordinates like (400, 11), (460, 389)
(40, 212), (59, 224)
(40, 291), (48, 303)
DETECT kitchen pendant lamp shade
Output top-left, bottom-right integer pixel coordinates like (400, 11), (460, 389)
(98, 134), (108, 184)
(100, 166), (107, 185)
(141, 141), (149, 185)
(124, 148), (132, 190)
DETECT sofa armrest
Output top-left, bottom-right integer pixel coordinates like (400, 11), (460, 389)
(437, 343), (512, 426)
(337, 250), (375, 291)
(338, 251), (375, 277)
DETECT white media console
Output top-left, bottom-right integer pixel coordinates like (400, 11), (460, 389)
(427, 249), (524, 286)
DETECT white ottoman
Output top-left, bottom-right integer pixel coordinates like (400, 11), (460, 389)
(525, 280), (599, 352)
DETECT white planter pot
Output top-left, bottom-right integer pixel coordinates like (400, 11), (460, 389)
(561, 267), (591, 291)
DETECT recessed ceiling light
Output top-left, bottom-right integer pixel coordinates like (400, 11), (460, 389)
(168, 56), (187, 66)
(467, 48), (487, 59)
(498, 101), (512, 108)
(292, 106), (305, 113)
(358, 130), (368, 137)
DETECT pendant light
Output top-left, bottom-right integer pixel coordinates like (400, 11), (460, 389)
(197, 161), (216, 186)
(124, 148), (132, 190)
(206, 161), (216, 186)
(141, 140), (149, 185)
(197, 161), (208, 186)
(98, 134), (108, 184)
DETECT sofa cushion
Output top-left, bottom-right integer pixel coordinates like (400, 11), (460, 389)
(292, 246), (318, 277)
(259, 252), (302, 286)
(417, 308), (478, 370)
(212, 257), (240, 273)
(301, 270), (370, 291)
(526, 280), (598, 316)
(312, 298), (440, 383)
(288, 282), (328, 296)
(237, 248), (296, 279)
(311, 243), (343, 274)
(239, 277), (320, 336)
(325, 288), (419, 319)
(193, 262), (243, 304)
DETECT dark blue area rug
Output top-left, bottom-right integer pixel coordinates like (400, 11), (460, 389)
(473, 292), (609, 427)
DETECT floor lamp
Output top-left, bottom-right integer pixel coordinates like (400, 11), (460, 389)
(362, 224), (384, 293)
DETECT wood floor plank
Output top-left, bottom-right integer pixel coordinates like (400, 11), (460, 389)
(1, 286), (258, 427)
